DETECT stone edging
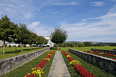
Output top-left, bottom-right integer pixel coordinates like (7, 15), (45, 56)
(69, 48), (116, 75)
(0, 47), (50, 76)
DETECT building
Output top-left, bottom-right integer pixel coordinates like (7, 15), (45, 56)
(0, 36), (54, 47)
(44, 36), (54, 47)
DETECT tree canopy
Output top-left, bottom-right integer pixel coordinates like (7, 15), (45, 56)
(51, 27), (68, 44)
(0, 15), (48, 54)
(51, 27), (68, 49)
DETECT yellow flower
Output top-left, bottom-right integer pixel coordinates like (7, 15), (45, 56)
(90, 51), (93, 53)
(99, 53), (104, 54)
(44, 58), (50, 61)
(48, 54), (52, 56)
(66, 55), (71, 57)
(69, 60), (81, 66)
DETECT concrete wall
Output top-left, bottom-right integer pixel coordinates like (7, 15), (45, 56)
(91, 48), (116, 55)
(69, 49), (116, 75)
(0, 48), (50, 76)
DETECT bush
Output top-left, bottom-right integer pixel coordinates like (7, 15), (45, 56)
(52, 47), (60, 50)
(18, 45), (21, 47)
(24, 44), (26, 47)
(9, 45), (11, 47)
(13, 45), (16, 47)
(78, 43), (85, 47)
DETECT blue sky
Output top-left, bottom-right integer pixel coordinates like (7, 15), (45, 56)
(0, 0), (116, 42)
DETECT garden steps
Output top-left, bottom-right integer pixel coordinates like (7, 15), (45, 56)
(48, 51), (71, 77)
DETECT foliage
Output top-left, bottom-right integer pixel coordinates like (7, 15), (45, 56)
(18, 45), (21, 47)
(51, 27), (67, 44)
(60, 47), (116, 77)
(51, 27), (67, 50)
(9, 45), (11, 47)
(1, 50), (55, 77)
(0, 15), (20, 54)
(110, 43), (116, 46)
(24, 44), (26, 47)
(78, 43), (85, 47)
(84, 42), (93, 46)
(35, 36), (48, 47)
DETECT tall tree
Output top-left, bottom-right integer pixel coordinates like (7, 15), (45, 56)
(28, 31), (38, 49)
(17, 24), (30, 51)
(36, 36), (47, 47)
(51, 27), (68, 50)
(10, 23), (19, 51)
(0, 15), (12, 54)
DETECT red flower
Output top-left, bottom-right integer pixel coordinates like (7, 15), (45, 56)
(26, 74), (36, 77)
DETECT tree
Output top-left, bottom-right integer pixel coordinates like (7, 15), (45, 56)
(17, 24), (30, 51)
(51, 27), (68, 50)
(78, 43), (85, 47)
(36, 36), (47, 47)
(9, 23), (19, 51)
(84, 42), (92, 46)
(28, 31), (38, 49)
(0, 15), (13, 54)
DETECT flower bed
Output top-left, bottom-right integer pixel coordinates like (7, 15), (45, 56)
(25, 50), (55, 77)
(62, 50), (95, 77)
(84, 50), (116, 60)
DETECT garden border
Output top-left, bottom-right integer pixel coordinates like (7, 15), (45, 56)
(0, 47), (50, 76)
(69, 48), (116, 75)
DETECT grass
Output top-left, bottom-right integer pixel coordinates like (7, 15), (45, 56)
(60, 47), (116, 77)
(0, 47), (46, 59)
(59, 46), (116, 51)
(61, 51), (80, 77)
(2, 50), (55, 77)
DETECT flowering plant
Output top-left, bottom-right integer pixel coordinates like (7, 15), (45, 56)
(84, 50), (116, 59)
(62, 50), (95, 77)
(25, 50), (55, 77)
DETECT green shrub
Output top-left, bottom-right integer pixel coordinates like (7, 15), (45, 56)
(9, 45), (11, 47)
(13, 45), (16, 47)
(18, 45), (21, 47)
(24, 44), (26, 47)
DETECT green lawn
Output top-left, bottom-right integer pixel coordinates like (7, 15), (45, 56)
(60, 47), (116, 77)
(60, 46), (116, 51)
(2, 50), (55, 77)
(0, 47), (46, 59)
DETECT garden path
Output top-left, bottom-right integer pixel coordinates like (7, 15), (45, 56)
(48, 51), (71, 77)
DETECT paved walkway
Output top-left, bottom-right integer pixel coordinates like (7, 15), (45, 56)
(48, 51), (71, 77)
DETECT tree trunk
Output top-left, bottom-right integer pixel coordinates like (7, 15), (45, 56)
(21, 43), (23, 51)
(3, 40), (5, 54)
(15, 44), (17, 51)
(57, 44), (59, 50)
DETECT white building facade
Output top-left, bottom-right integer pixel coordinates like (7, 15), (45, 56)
(44, 36), (54, 47)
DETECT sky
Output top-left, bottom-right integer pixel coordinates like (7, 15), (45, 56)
(0, 0), (116, 42)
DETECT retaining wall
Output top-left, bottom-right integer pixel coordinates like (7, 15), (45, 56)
(0, 48), (50, 76)
(69, 49), (116, 75)
(91, 48), (116, 55)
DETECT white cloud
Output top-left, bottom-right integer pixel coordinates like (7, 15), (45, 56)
(90, 1), (105, 6)
(0, 0), (35, 21)
(28, 21), (40, 29)
(53, 1), (79, 5)
(60, 5), (116, 42)
(28, 21), (51, 36)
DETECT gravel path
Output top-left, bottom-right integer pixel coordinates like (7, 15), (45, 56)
(48, 51), (71, 77)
